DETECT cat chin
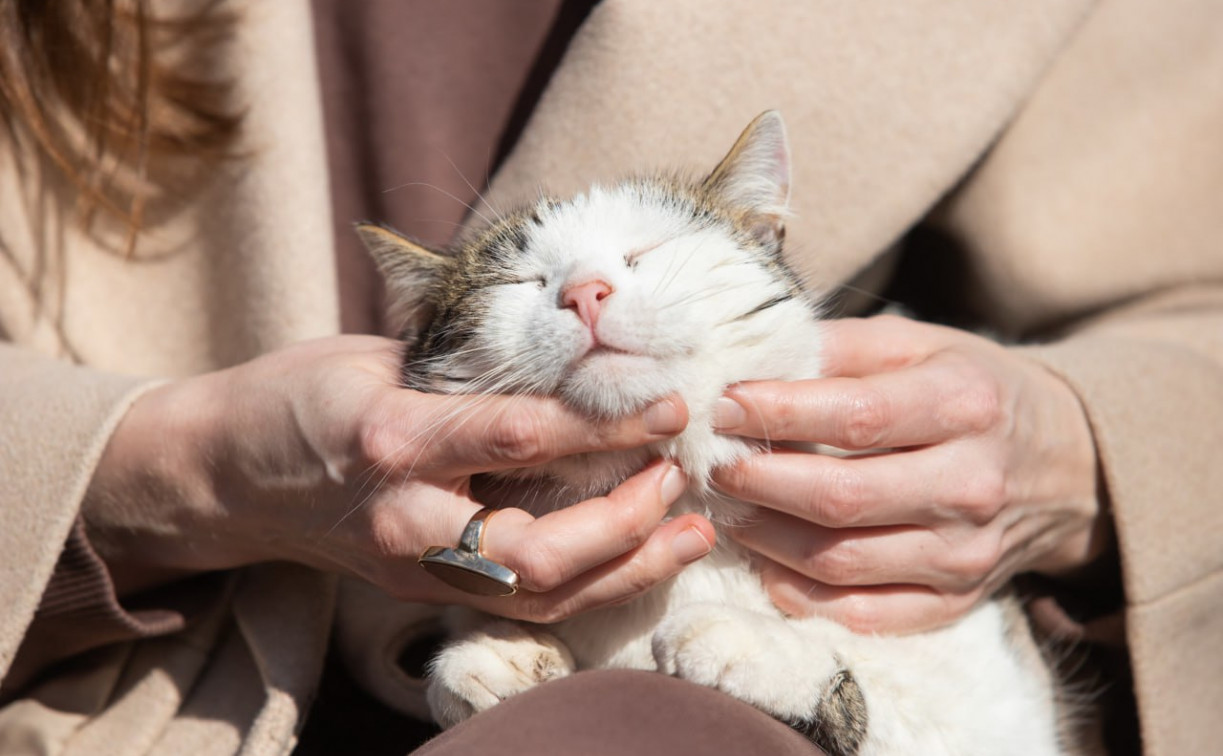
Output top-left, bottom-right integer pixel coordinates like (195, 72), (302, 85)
(559, 361), (682, 420)
(488, 447), (655, 513)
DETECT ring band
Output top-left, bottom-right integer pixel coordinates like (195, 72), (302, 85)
(419, 507), (520, 597)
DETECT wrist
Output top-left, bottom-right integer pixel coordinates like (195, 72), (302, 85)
(1025, 363), (1113, 577)
(82, 373), (235, 592)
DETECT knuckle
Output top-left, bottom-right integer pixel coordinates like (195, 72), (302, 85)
(939, 584), (988, 626)
(767, 586), (812, 618)
(939, 360), (1004, 434)
(357, 415), (408, 469)
(958, 468), (1007, 524)
(609, 562), (662, 604)
(525, 599), (575, 624)
(871, 313), (911, 333)
(943, 537), (1002, 588)
(607, 497), (654, 544)
(513, 544), (569, 593)
(837, 594), (883, 634)
(770, 393), (803, 435)
(942, 588), (984, 623)
(364, 507), (405, 557)
(841, 389), (889, 449)
(956, 387), (1003, 434)
(814, 465), (867, 526)
(511, 594), (568, 623)
(805, 542), (860, 586)
(713, 461), (752, 496)
(486, 408), (547, 465)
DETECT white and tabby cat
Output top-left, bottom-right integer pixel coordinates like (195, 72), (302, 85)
(356, 112), (1069, 756)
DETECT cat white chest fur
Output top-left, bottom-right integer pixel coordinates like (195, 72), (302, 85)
(359, 111), (1066, 756)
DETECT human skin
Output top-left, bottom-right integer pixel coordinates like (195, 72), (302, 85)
(84, 318), (1104, 633)
(713, 315), (1110, 634)
(82, 335), (715, 623)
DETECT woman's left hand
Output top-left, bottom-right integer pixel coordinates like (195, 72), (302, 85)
(712, 315), (1110, 634)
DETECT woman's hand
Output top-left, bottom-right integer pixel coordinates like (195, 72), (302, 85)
(712, 315), (1109, 634)
(83, 335), (714, 622)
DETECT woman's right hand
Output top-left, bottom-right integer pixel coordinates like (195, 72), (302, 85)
(82, 335), (714, 622)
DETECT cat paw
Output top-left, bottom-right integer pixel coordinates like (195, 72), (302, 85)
(426, 620), (575, 728)
(652, 603), (839, 722)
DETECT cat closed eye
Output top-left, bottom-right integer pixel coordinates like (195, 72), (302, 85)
(623, 240), (666, 269)
(502, 276), (548, 288)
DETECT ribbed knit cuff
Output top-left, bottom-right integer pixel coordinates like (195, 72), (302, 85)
(2, 520), (226, 699)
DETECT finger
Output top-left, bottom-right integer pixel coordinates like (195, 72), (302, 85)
(405, 393), (688, 475)
(714, 444), (1007, 529)
(480, 460), (699, 593)
(755, 557), (981, 635)
(818, 315), (964, 378)
(730, 508), (1000, 593)
(488, 513), (715, 623)
(715, 350), (1003, 450)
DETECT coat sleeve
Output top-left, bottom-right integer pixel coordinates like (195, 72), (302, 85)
(1015, 289), (1223, 756)
(0, 345), (157, 686)
(935, 1), (1223, 752)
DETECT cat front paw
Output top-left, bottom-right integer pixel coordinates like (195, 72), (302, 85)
(426, 620), (575, 728)
(652, 603), (839, 723)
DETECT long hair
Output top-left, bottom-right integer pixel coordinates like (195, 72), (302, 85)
(0, 0), (242, 253)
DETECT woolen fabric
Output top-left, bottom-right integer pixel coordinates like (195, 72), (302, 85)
(1, 1), (1220, 754)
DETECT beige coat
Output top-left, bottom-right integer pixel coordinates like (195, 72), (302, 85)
(1, 1), (1220, 753)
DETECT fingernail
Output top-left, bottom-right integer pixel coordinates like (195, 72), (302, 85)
(671, 526), (713, 563)
(714, 396), (746, 431)
(660, 465), (688, 503)
(644, 399), (685, 435)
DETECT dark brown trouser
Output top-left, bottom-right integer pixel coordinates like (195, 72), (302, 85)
(412, 670), (825, 755)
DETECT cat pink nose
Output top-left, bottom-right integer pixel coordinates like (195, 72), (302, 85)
(562, 279), (613, 328)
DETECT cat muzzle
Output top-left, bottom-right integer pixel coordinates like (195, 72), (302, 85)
(418, 507), (520, 597)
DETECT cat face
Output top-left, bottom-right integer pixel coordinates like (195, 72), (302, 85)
(359, 112), (824, 489)
(361, 111), (821, 413)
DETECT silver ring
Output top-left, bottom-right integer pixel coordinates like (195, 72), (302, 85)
(419, 508), (520, 597)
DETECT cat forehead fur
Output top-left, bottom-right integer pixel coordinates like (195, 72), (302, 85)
(444, 172), (788, 287)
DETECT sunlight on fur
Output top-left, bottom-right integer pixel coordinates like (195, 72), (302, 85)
(353, 112), (1072, 756)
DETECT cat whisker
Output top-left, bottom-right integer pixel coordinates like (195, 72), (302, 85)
(782, 240), (902, 311)
(432, 146), (505, 225)
(328, 376), (526, 535)
(720, 293), (795, 325)
(653, 233), (710, 299)
(732, 390), (773, 453)
(381, 180), (495, 228)
(707, 257), (757, 272)
(407, 218), (467, 233)
(659, 279), (761, 313)
(827, 281), (903, 310)
(331, 343), (559, 534)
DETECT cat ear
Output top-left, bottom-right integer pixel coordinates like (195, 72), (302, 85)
(704, 110), (791, 245)
(355, 222), (450, 343)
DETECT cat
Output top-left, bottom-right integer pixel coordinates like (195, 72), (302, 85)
(355, 112), (1070, 756)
